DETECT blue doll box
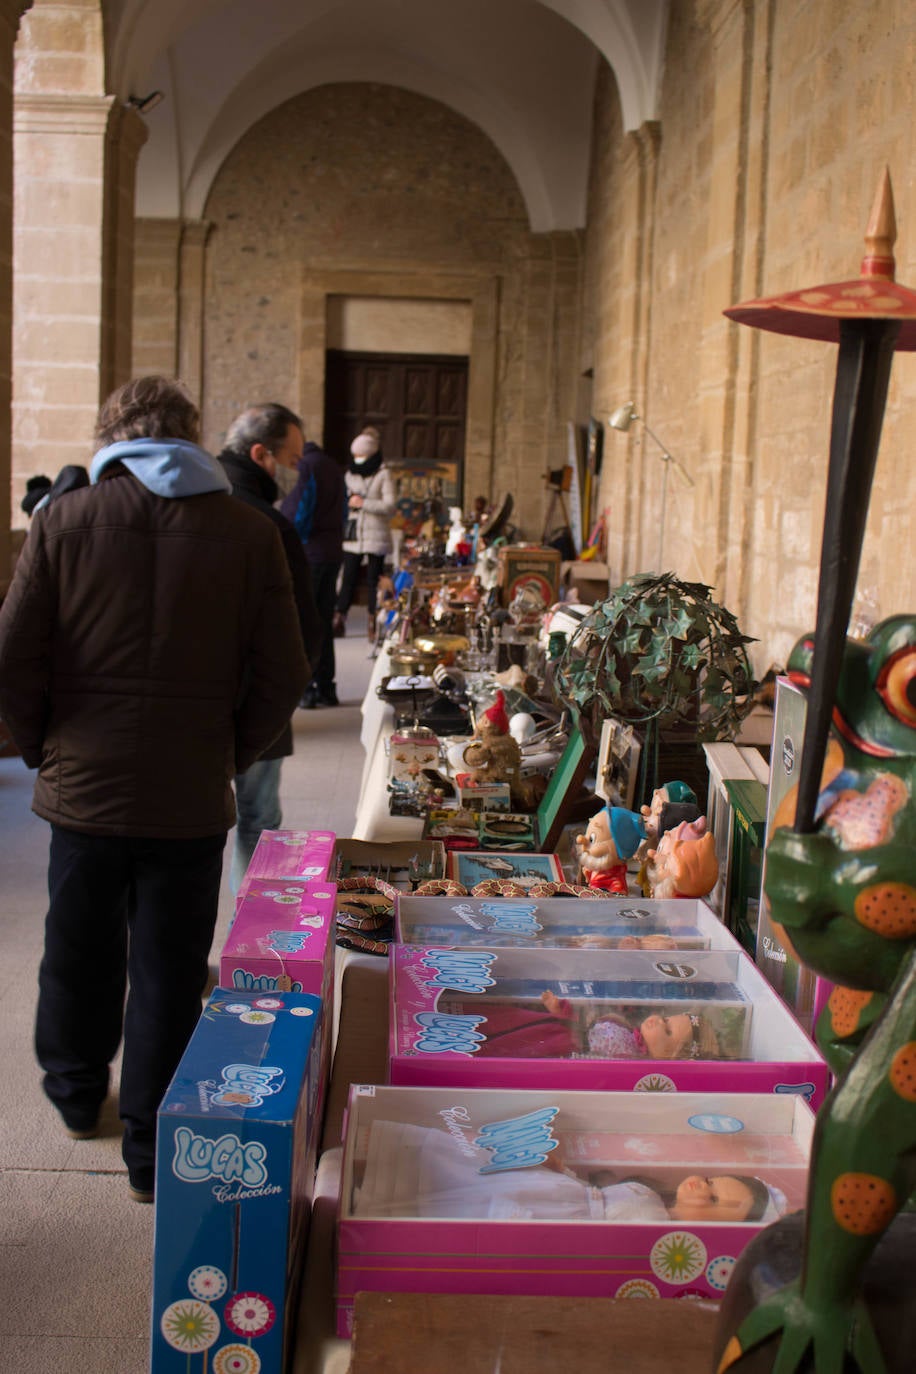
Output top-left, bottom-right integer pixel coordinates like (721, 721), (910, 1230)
(151, 989), (323, 1373)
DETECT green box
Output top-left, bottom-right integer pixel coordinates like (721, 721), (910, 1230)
(724, 778), (767, 957)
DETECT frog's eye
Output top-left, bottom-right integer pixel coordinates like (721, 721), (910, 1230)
(876, 645), (916, 727)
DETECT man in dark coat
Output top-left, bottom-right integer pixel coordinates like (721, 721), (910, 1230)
(217, 403), (321, 892)
(280, 437), (346, 707)
(0, 376), (308, 1201)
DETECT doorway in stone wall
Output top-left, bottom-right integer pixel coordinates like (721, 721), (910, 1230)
(324, 349), (467, 481)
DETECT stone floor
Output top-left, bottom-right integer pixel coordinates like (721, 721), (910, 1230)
(0, 611), (373, 1372)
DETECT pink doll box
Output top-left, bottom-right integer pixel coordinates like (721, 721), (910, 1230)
(336, 1083), (815, 1336)
(238, 828), (336, 890)
(395, 892), (742, 952)
(219, 879), (338, 1136)
(220, 879), (337, 1000)
(388, 944), (829, 1107)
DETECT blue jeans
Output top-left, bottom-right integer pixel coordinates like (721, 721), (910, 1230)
(231, 756), (283, 894)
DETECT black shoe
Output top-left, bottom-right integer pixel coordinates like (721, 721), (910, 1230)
(299, 686), (318, 710)
(315, 687), (339, 707)
(59, 1106), (101, 1140)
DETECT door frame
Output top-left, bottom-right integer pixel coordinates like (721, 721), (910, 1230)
(299, 268), (499, 504)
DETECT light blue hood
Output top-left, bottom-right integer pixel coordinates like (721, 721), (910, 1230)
(90, 438), (231, 498)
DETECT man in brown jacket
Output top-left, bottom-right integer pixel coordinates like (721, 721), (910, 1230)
(0, 376), (308, 1201)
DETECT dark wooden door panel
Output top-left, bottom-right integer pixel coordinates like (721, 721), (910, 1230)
(324, 350), (467, 484)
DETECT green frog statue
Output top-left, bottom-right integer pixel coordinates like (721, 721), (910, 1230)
(715, 614), (916, 1374)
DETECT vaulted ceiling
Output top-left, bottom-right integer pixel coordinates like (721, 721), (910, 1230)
(102, 0), (669, 231)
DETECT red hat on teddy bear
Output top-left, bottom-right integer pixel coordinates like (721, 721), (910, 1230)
(481, 691), (510, 735)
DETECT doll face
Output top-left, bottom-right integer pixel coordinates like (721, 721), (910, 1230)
(669, 1174), (756, 1223)
(640, 1012), (695, 1058)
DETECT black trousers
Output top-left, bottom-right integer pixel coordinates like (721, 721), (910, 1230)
(36, 825), (226, 1188)
(336, 550), (386, 617)
(308, 558), (341, 692)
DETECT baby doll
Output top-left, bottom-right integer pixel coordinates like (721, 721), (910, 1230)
(540, 990), (727, 1060)
(576, 805), (646, 896)
(645, 822), (718, 900)
(354, 1118), (783, 1224)
(438, 990), (730, 1061)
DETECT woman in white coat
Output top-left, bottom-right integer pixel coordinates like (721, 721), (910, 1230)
(334, 429), (396, 639)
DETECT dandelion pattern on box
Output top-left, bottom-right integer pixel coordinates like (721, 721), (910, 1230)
(160, 1298), (220, 1352)
(649, 1231), (707, 1285)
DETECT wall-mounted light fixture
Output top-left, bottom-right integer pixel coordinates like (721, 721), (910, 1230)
(608, 401), (694, 570)
(126, 91), (165, 115)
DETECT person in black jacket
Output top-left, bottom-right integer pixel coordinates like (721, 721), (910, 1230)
(280, 438), (346, 706)
(218, 403), (320, 892)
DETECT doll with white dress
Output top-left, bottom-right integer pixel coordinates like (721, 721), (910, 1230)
(353, 1117), (785, 1224)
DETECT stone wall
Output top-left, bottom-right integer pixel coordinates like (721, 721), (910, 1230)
(581, 0), (916, 676)
(191, 81), (584, 539)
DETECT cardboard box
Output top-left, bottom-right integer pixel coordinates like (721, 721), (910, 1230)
(395, 893), (738, 952)
(336, 1084), (814, 1335)
(239, 828), (336, 890)
(220, 879), (337, 999)
(388, 944), (829, 1105)
(151, 989), (323, 1373)
(497, 544), (561, 607)
(333, 838), (447, 887)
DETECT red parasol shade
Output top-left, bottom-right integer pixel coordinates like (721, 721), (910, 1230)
(724, 167), (916, 347)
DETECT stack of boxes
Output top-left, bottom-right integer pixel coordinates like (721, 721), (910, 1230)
(151, 830), (338, 1373)
(332, 875), (826, 1334)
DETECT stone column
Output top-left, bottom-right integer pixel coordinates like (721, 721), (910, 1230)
(601, 120), (661, 576)
(101, 100), (148, 396)
(692, 0), (759, 606)
(177, 219), (212, 406)
(12, 91), (146, 511)
(0, 0), (31, 588)
(133, 217), (182, 377)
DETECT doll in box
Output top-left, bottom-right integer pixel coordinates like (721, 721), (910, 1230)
(353, 1118), (785, 1224)
(575, 805), (647, 895)
(434, 991), (738, 1061)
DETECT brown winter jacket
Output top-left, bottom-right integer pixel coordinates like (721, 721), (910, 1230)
(0, 469), (309, 837)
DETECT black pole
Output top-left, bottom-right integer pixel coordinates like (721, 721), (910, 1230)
(793, 317), (900, 834)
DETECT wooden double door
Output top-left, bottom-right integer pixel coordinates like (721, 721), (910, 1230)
(323, 350), (468, 477)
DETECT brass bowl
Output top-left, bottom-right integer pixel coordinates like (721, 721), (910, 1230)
(387, 646), (440, 676)
(411, 633), (470, 667)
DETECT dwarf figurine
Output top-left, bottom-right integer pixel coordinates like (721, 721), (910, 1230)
(645, 821), (718, 900)
(576, 805), (646, 896)
(640, 779), (699, 848)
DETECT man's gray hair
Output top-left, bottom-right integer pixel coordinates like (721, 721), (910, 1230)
(223, 403), (303, 457)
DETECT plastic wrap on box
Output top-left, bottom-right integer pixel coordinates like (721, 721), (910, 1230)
(389, 944), (829, 1105)
(151, 990), (323, 1373)
(238, 828), (336, 889)
(396, 893), (738, 951)
(336, 1083), (814, 1334)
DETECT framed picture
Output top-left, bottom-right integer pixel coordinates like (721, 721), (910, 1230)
(534, 707), (597, 850)
(447, 850), (564, 889)
(595, 716), (643, 811)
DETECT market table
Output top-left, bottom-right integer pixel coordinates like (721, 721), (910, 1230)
(348, 1292), (721, 1373)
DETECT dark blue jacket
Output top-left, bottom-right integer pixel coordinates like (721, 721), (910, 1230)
(280, 441), (346, 565)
